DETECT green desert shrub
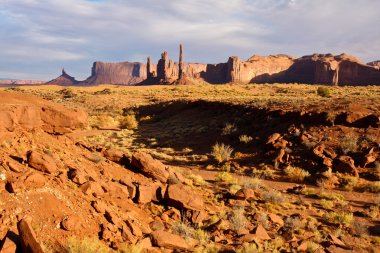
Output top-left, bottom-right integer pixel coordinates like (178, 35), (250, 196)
(325, 212), (353, 225)
(216, 172), (235, 183)
(317, 87), (331, 97)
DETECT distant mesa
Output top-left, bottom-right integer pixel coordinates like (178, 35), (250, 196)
(46, 45), (380, 86)
(0, 79), (45, 86)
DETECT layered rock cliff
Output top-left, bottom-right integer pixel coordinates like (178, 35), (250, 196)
(46, 46), (380, 86)
(82, 61), (149, 85)
(280, 54), (380, 86)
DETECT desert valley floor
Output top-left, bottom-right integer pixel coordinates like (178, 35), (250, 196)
(0, 83), (380, 253)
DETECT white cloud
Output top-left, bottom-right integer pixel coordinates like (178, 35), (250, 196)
(0, 0), (379, 79)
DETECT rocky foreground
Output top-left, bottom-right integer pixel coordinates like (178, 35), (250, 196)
(0, 87), (379, 252)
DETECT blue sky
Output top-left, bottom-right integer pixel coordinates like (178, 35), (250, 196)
(0, 0), (379, 80)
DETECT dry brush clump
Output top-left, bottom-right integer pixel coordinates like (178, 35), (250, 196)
(119, 114), (138, 130)
(211, 143), (233, 163)
(284, 166), (310, 182)
(340, 134), (358, 154)
(66, 237), (110, 253)
(229, 208), (248, 233)
(239, 135), (253, 143)
(263, 189), (286, 204)
(325, 211), (354, 225)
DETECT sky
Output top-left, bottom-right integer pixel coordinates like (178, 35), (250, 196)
(0, 0), (379, 80)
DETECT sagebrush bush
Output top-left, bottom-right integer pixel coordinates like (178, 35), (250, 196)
(95, 114), (116, 129)
(59, 88), (76, 98)
(317, 87), (331, 97)
(325, 211), (353, 225)
(239, 135), (253, 143)
(171, 221), (194, 242)
(340, 134), (358, 154)
(320, 199), (334, 209)
(194, 229), (209, 245)
(119, 114), (138, 129)
(66, 237), (109, 253)
(222, 123), (237, 135)
(284, 166), (310, 182)
(212, 143), (233, 163)
(216, 171), (235, 183)
(263, 189), (285, 204)
(229, 208), (248, 232)
(284, 216), (303, 232)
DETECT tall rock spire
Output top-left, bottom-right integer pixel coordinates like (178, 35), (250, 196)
(147, 56), (152, 78)
(178, 44), (184, 80)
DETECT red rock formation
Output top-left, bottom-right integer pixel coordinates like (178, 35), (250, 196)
(156, 51), (169, 82)
(45, 69), (78, 86)
(200, 54), (294, 84)
(368, 61), (380, 69)
(146, 57), (155, 78)
(82, 61), (148, 85)
(227, 56), (241, 83)
(178, 44), (184, 80)
(0, 80), (45, 86)
(281, 54), (380, 86)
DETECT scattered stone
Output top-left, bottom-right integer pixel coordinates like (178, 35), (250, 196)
(329, 235), (348, 249)
(266, 133), (281, 145)
(286, 185), (306, 194)
(131, 151), (169, 183)
(137, 183), (161, 204)
(119, 179), (136, 199)
(151, 230), (189, 250)
(333, 156), (359, 177)
(1, 230), (19, 253)
(105, 210), (122, 227)
(164, 183), (204, 211)
(274, 148), (286, 164)
(27, 151), (58, 174)
(297, 241), (308, 252)
(67, 168), (88, 185)
(103, 148), (126, 164)
(121, 224), (138, 244)
(17, 217), (45, 253)
(92, 200), (107, 214)
(24, 173), (47, 186)
(269, 213), (284, 226)
(191, 210), (208, 224)
(79, 181), (104, 196)
(362, 148), (377, 167)
(252, 224), (271, 240)
(235, 188), (257, 200)
(125, 219), (143, 237)
(61, 215), (81, 231)
(5, 159), (25, 173)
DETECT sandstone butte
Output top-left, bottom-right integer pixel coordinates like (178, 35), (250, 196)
(46, 45), (380, 86)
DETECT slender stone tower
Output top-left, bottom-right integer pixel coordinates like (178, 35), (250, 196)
(157, 51), (168, 80)
(147, 56), (152, 78)
(178, 44), (184, 80)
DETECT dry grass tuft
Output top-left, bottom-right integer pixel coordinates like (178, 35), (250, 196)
(211, 143), (233, 163)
